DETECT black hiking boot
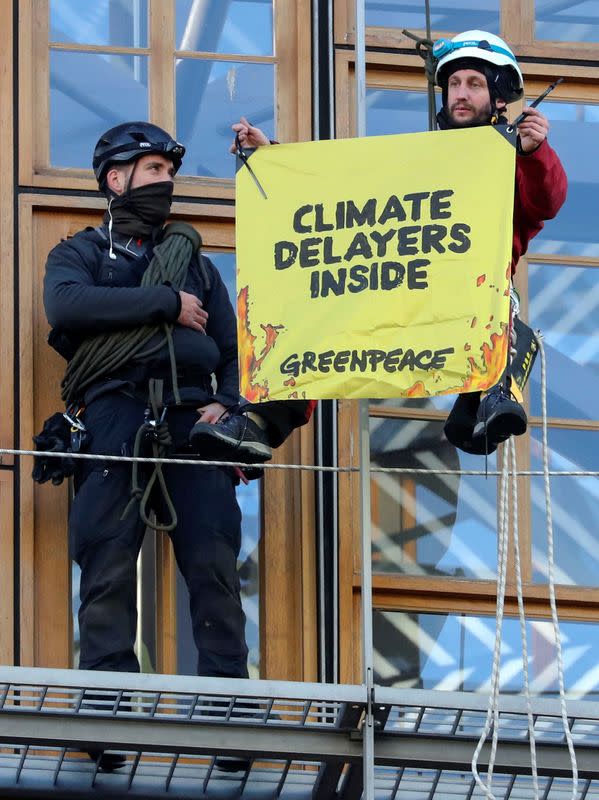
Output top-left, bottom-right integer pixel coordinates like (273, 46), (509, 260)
(86, 749), (127, 772)
(214, 755), (252, 773)
(471, 384), (527, 453)
(189, 415), (272, 463)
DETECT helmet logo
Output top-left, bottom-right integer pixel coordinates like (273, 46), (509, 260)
(433, 37), (518, 65)
(139, 142), (151, 148)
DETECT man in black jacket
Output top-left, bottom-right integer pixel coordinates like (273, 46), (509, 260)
(44, 123), (250, 721)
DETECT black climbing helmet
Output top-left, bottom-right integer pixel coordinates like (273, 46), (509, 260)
(92, 121), (185, 188)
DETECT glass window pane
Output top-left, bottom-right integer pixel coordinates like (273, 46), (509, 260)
(536, 1), (599, 42)
(370, 396), (454, 413)
(531, 428), (599, 587)
(528, 101), (599, 258)
(370, 417), (499, 579)
(374, 610), (599, 699)
(366, 87), (430, 136)
(176, 0), (273, 56)
(50, 0), (148, 48)
(176, 59), (274, 178)
(177, 252), (262, 677)
(50, 51), (148, 169)
(365, 1), (499, 34)
(528, 263), (599, 421)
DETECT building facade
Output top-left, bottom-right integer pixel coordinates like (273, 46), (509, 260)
(1, 0), (598, 704)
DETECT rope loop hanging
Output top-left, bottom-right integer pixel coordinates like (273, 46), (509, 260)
(471, 335), (578, 800)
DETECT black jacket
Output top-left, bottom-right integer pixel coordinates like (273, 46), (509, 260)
(44, 225), (240, 408)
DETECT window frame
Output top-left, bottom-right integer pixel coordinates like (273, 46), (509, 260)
(335, 51), (599, 685)
(19, 0), (312, 199)
(1, 1), (14, 460)
(17, 191), (317, 678)
(334, 0), (599, 60)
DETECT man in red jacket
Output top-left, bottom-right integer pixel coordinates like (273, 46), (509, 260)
(191, 30), (566, 460)
(433, 30), (567, 453)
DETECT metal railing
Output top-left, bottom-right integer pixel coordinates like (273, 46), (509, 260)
(2, 666), (599, 798)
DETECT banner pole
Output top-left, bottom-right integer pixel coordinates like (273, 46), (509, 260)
(354, 0), (375, 796)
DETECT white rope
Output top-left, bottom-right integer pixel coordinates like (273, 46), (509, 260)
(538, 336), (579, 800)
(509, 435), (539, 799)
(1, 447), (599, 477)
(471, 338), (579, 800)
(471, 438), (510, 799)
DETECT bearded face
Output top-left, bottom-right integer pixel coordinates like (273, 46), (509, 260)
(446, 68), (494, 127)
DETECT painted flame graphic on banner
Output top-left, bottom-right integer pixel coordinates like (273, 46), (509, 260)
(237, 285), (284, 401)
(406, 381), (426, 397)
(453, 323), (509, 394)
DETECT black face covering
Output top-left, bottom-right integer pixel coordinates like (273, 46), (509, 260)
(105, 181), (174, 238)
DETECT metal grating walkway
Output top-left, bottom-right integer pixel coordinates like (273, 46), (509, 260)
(1, 667), (599, 798)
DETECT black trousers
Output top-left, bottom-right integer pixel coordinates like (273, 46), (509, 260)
(69, 393), (248, 679)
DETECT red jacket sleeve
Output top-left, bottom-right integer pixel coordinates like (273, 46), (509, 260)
(511, 138), (567, 273)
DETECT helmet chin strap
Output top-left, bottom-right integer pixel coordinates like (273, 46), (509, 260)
(490, 98), (508, 125)
(123, 159), (139, 195)
(105, 160), (139, 260)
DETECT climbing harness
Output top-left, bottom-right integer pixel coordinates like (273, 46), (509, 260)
(36, 222), (204, 528)
(63, 405), (88, 453)
(121, 378), (177, 532)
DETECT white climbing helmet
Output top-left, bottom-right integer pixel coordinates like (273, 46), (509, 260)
(433, 30), (524, 103)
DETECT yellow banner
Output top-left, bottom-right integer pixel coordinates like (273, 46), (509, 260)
(236, 126), (515, 402)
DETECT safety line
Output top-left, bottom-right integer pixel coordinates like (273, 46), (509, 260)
(470, 435), (509, 800)
(509, 436), (540, 800)
(471, 337), (579, 800)
(539, 337), (579, 800)
(1, 446), (599, 477)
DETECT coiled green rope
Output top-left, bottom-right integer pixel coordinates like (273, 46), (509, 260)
(61, 222), (202, 407)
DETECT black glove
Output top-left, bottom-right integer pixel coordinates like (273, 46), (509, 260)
(31, 413), (76, 486)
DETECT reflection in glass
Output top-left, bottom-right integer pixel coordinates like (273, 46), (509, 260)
(50, 51), (148, 169)
(50, 0), (148, 47)
(374, 610), (599, 699)
(177, 251), (262, 677)
(536, 0), (599, 42)
(370, 396), (455, 413)
(176, 59), (274, 178)
(528, 263), (599, 421)
(208, 251), (238, 303)
(530, 428), (599, 587)
(370, 417), (498, 578)
(176, 0), (273, 56)
(365, 0), (499, 34)
(527, 100), (599, 258)
(366, 88), (430, 137)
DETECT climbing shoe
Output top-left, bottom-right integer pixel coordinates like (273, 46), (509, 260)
(86, 749), (127, 772)
(444, 392), (499, 455)
(189, 415), (272, 463)
(214, 755), (252, 773)
(471, 384), (527, 453)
